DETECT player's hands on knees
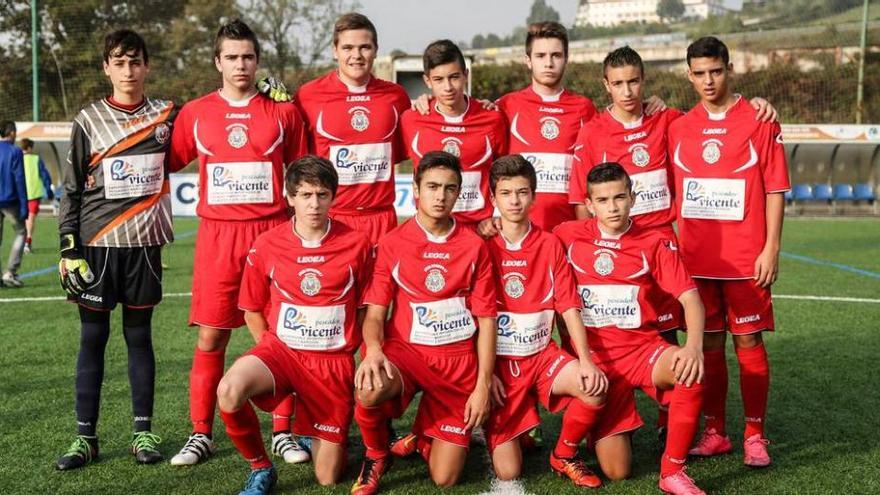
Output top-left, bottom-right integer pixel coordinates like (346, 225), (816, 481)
(477, 217), (501, 239)
(644, 95), (667, 115)
(355, 349), (394, 391)
(578, 358), (608, 397)
(749, 97), (778, 123)
(490, 374), (507, 407)
(754, 247), (779, 288)
(464, 380), (491, 429)
(412, 94), (432, 115)
(671, 345), (704, 387)
(58, 233), (94, 296)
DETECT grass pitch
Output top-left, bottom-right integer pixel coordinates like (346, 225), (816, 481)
(1, 216), (879, 494)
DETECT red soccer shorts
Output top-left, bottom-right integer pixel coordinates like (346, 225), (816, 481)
(531, 193), (575, 233)
(485, 342), (575, 451)
(377, 339), (478, 448)
(27, 199), (40, 216)
(190, 215), (286, 329)
(246, 332), (354, 444)
(694, 278), (775, 335)
(331, 205), (397, 246)
(590, 336), (672, 444)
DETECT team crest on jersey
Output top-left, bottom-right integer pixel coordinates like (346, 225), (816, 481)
(226, 123), (248, 149)
(593, 250), (615, 276)
(425, 268), (446, 293)
(701, 139), (722, 164)
(504, 273), (526, 299)
(154, 122), (171, 144)
(630, 143), (650, 168)
(349, 106), (370, 132)
(441, 137), (462, 157)
(540, 117), (560, 140)
(299, 269), (322, 296)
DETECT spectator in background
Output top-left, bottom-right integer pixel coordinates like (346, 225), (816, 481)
(0, 120), (28, 287)
(20, 138), (54, 253)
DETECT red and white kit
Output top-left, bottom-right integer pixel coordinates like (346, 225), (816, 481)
(497, 87), (596, 231)
(401, 98), (508, 227)
(359, 218), (497, 446)
(571, 107), (685, 330)
(238, 220), (372, 443)
(554, 218), (696, 440)
(484, 225), (582, 450)
(668, 96), (790, 333)
(295, 72), (411, 244)
(171, 91), (307, 329)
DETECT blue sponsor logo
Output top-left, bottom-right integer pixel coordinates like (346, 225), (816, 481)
(497, 314), (517, 338)
(282, 307), (342, 338)
(415, 305), (472, 333)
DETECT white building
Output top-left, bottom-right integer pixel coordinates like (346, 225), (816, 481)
(574, 0), (743, 27)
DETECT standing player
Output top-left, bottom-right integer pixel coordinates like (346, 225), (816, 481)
(294, 13), (411, 245)
(670, 37), (789, 467)
(350, 151), (497, 494)
(0, 121), (27, 287)
(400, 40), (508, 231)
(21, 138), (55, 253)
(555, 163), (707, 494)
(484, 155), (608, 487)
(168, 19), (307, 466)
(216, 157), (372, 494)
(55, 29), (173, 470)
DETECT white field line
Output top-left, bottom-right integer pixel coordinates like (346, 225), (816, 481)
(474, 428), (534, 495)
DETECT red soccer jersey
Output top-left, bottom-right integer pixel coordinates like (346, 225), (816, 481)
(401, 98), (508, 224)
(364, 217), (497, 355)
(238, 219), (372, 355)
(170, 91), (307, 220)
(553, 219), (695, 356)
(570, 107), (682, 229)
(497, 87), (596, 230)
(294, 72), (412, 213)
(668, 96), (790, 279)
(488, 225), (581, 359)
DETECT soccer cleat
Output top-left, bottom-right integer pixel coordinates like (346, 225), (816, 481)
(389, 432), (417, 457)
(132, 431), (163, 464)
(170, 433), (215, 466)
(351, 455), (392, 495)
(56, 435), (98, 471)
(743, 434), (771, 468)
(549, 451), (602, 489)
(239, 466), (277, 495)
(2, 272), (23, 288)
(688, 428), (732, 457)
(271, 432), (310, 464)
(658, 467), (706, 495)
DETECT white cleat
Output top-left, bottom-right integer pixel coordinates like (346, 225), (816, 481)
(170, 433), (215, 466)
(272, 433), (310, 464)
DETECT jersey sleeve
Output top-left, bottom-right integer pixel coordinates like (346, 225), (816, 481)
(650, 237), (696, 299)
(363, 239), (395, 307)
(238, 242), (270, 312)
(759, 121), (790, 193)
(169, 104), (196, 172)
(469, 241), (498, 318)
(399, 111), (416, 162)
(58, 120), (90, 240)
(580, 98), (598, 123)
(569, 124), (592, 205)
(550, 238), (581, 313)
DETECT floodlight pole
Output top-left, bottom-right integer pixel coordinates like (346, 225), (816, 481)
(31, 0), (39, 121)
(856, 0), (868, 124)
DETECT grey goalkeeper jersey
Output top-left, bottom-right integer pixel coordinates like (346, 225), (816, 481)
(59, 97), (178, 248)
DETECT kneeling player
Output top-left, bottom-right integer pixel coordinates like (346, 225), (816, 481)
(484, 155), (608, 487)
(351, 151), (497, 494)
(216, 156), (372, 494)
(554, 163), (706, 495)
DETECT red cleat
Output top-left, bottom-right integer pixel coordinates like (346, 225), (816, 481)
(389, 432), (417, 458)
(688, 428), (732, 457)
(743, 434), (771, 468)
(549, 451), (602, 489)
(351, 455), (392, 495)
(658, 467), (706, 495)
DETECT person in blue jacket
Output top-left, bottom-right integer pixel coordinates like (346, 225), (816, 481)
(0, 120), (28, 287)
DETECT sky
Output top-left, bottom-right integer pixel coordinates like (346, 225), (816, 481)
(356, 0), (579, 55)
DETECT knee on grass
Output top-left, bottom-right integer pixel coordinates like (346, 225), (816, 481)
(493, 461), (521, 481)
(430, 468), (461, 488)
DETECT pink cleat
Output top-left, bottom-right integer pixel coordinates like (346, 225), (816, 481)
(659, 468), (706, 495)
(743, 434), (771, 468)
(688, 428), (732, 457)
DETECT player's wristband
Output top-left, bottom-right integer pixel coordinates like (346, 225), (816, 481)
(60, 233), (82, 259)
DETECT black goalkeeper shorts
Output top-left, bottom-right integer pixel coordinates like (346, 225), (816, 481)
(73, 246), (163, 311)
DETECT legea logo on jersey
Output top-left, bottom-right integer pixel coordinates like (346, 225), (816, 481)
(282, 307), (343, 339)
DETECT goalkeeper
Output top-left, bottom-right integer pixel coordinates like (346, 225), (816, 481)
(55, 29), (175, 470)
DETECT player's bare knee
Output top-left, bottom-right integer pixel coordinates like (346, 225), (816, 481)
(605, 466), (630, 481)
(733, 332), (762, 349)
(313, 466), (341, 486)
(430, 468), (460, 488)
(493, 461), (521, 481)
(197, 327), (230, 352)
(356, 388), (383, 408)
(216, 376), (245, 412)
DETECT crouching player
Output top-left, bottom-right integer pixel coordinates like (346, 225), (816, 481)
(483, 155), (608, 486)
(351, 151), (497, 494)
(216, 156), (372, 494)
(554, 163), (706, 494)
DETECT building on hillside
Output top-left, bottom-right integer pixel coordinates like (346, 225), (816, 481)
(574, 0), (743, 27)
